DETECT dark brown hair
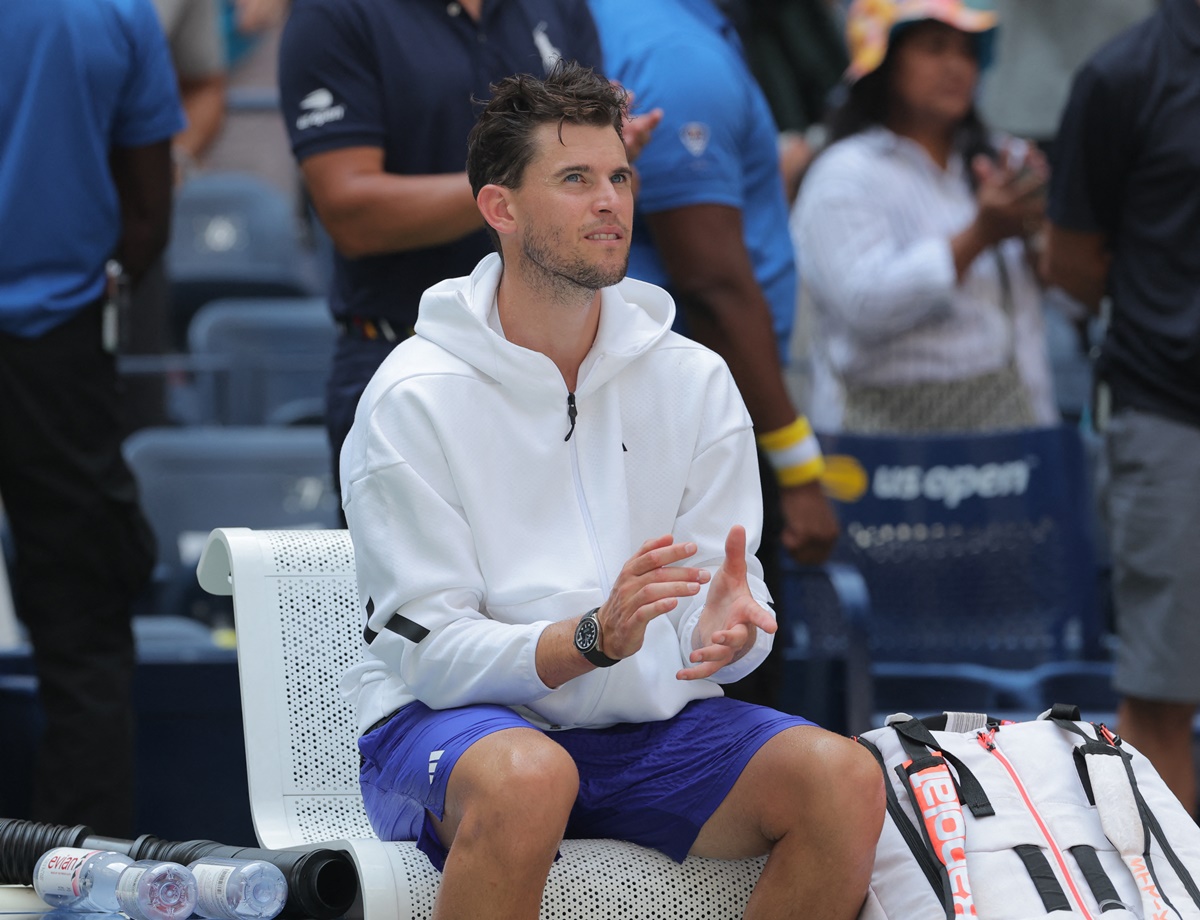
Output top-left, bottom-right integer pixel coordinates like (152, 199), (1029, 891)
(466, 59), (628, 199)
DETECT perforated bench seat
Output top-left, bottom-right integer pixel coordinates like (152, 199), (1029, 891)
(197, 528), (768, 919)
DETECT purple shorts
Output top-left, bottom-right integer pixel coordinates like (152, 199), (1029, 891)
(357, 696), (815, 870)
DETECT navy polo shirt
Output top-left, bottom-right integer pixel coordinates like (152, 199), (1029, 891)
(1048, 0), (1200, 428)
(279, 0), (602, 327)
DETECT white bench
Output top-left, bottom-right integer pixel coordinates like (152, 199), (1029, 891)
(197, 528), (767, 920)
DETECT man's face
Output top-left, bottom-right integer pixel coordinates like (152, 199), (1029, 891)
(508, 121), (633, 294)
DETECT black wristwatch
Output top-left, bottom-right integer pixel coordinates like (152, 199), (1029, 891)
(573, 607), (620, 668)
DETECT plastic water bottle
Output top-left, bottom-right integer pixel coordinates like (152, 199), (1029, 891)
(113, 860), (198, 920)
(33, 849), (196, 920)
(33, 848), (135, 911)
(189, 858), (288, 920)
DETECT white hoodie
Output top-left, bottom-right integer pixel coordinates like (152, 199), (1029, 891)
(340, 254), (773, 735)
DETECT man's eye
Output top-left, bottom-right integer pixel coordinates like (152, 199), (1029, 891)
(612, 173), (627, 184)
(565, 174), (583, 183)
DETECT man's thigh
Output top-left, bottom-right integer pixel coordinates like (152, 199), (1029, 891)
(557, 697), (814, 862)
(1105, 408), (1200, 703)
(357, 702), (543, 870)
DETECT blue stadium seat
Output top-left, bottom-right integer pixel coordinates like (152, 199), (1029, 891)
(782, 424), (1114, 733)
(185, 297), (336, 425)
(123, 426), (340, 624)
(166, 172), (320, 348)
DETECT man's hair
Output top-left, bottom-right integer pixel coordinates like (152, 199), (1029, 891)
(466, 60), (628, 199)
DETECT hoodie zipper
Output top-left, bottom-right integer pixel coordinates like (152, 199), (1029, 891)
(564, 392), (577, 441)
(976, 729), (1096, 920)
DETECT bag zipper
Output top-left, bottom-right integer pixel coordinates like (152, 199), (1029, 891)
(977, 728), (1097, 920)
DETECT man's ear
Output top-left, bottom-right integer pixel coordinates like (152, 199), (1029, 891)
(477, 184), (517, 238)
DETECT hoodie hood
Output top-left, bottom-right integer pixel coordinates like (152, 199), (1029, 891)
(413, 253), (677, 397)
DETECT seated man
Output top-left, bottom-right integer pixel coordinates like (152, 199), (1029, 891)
(339, 61), (884, 920)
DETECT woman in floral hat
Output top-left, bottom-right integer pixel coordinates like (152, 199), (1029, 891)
(791, 0), (1058, 434)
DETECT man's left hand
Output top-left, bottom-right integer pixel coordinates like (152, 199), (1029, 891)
(678, 525), (776, 681)
(780, 480), (839, 565)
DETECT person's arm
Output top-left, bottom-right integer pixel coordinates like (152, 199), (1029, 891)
(645, 204), (838, 564)
(174, 72), (227, 164)
(1042, 225), (1110, 314)
(109, 140), (175, 283)
(300, 148), (484, 258)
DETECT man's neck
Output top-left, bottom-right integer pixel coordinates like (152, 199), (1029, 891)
(495, 267), (602, 393)
(459, 0), (484, 21)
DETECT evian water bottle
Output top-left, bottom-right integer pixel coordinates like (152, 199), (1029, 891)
(189, 858), (288, 920)
(113, 860), (198, 920)
(33, 848), (135, 911)
(32, 848), (198, 920)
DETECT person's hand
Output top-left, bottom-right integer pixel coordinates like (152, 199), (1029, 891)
(616, 87), (663, 163)
(678, 526), (777, 681)
(971, 142), (1049, 247)
(780, 480), (839, 564)
(596, 535), (710, 660)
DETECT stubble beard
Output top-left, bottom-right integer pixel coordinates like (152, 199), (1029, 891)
(519, 224), (629, 304)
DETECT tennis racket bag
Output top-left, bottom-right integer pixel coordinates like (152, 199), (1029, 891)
(856, 704), (1200, 920)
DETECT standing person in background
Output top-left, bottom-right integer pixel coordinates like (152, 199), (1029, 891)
(152, 0), (229, 179)
(1043, 0), (1200, 818)
(586, 0), (840, 709)
(0, 0), (182, 836)
(120, 0), (228, 435)
(791, 0), (1058, 435)
(278, 0), (635, 490)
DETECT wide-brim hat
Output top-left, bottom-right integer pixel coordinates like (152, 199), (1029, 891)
(845, 0), (998, 83)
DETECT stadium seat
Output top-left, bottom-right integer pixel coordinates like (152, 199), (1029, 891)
(196, 528), (769, 920)
(166, 172), (319, 348)
(789, 424), (1114, 733)
(185, 297), (335, 426)
(124, 426), (339, 624)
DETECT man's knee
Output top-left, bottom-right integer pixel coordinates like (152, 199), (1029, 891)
(775, 729), (885, 840)
(443, 730), (579, 851)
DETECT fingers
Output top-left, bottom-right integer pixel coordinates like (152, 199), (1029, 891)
(629, 535), (701, 576)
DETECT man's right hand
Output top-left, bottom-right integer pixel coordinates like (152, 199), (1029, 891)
(596, 535), (710, 660)
(534, 535), (709, 688)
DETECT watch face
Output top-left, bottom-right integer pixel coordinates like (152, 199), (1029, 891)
(574, 616), (598, 652)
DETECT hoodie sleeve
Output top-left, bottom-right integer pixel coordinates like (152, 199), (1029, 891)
(663, 353), (776, 684)
(343, 402), (556, 712)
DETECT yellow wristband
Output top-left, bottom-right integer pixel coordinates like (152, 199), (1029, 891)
(756, 417), (826, 487)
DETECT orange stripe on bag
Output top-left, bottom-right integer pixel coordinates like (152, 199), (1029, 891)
(907, 758), (977, 918)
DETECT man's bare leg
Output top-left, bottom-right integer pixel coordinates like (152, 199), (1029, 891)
(692, 726), (884, 920)
(1118, 696), (1197, 817)
(430, 727), (579, 920)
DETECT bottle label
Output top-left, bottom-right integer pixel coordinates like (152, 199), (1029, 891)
(193, 863), (237, 920)
(115, 865), (149, 913)
(35, 848), (103, 900)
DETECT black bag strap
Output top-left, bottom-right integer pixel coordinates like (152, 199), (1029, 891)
(890, 718), (995, 818)
(1070, 845), (1130, 913)
(857, 736), (952, 919)
(1014, 844), (1071, 913)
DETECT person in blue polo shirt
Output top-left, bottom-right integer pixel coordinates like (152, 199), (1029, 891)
(1044, 0), (1200, 818)
(0, 0), (183, 836)
(587, 0), (840, 708)
(278, 0), (624, 486)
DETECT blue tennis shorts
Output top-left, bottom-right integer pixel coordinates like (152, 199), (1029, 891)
(357, 696), (815, 870)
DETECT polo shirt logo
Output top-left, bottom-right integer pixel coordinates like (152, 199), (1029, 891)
(296, 87), (345, 131)
(680, 122), (710, 157)
(532, 21), (561, 72)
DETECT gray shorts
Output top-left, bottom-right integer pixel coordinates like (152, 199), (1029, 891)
(1104, 407), (1200, 703)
